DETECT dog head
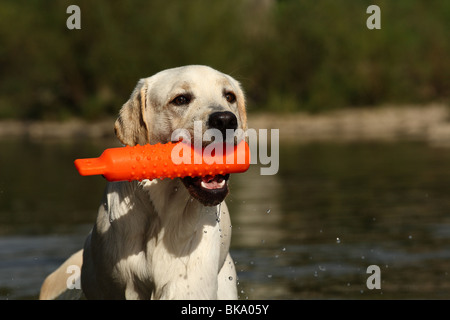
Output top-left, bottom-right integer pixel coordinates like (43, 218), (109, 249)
(114, 65), (247, 206)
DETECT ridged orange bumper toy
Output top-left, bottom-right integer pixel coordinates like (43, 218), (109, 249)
(74, 141), (250, 182)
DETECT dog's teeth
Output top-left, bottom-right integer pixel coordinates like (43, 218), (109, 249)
(201, 179), (226, 189)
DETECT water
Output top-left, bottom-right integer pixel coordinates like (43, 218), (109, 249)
(1, 138), (450, 299)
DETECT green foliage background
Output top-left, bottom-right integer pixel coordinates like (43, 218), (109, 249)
(0, 0), (449, 120)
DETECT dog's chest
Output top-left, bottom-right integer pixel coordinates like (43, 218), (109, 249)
(140, 217), (223, 299)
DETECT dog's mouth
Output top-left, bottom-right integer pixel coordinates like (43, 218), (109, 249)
(182, 174), (230, 206)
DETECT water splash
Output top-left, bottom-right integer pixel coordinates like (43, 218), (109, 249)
(216, 203), (221, 223)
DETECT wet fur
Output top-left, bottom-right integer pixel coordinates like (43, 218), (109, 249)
(40, 65), (247, 300)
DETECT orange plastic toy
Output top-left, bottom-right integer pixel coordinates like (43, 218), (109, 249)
(74, 140), (250, 182)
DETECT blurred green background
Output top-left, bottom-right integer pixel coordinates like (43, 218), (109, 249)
(0, 0), (449, 120)
(2, 1), (450, 300)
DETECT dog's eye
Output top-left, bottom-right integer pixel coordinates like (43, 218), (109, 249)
(171, 95), (191, 106)
(225, 92), (236, 103)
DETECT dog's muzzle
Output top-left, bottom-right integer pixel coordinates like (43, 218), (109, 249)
(182, 111), (238, 206)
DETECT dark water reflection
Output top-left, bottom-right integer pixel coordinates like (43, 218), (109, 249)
(1, 138), (450, 299)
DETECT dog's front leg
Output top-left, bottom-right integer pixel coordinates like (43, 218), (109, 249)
(217, 253), (238, 299)
(154, 276), (218, 300)
(124, 283), (143, 300)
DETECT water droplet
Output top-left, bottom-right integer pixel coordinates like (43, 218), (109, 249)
(282, 247), (286, 252)
(267, 274), (272, 278)
(336, 237), (341, 244)
(228, 276), (233, 281)
(266, 209), (271, 214)
(173, 187), (178, 192)
(204, 230), (207, 233)
(408, 235), (413, 239)
(318, 265), (326, 271)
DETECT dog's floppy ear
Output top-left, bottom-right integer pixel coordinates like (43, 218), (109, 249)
(114, 79), (150, 146)
(235, 82), (247, 132)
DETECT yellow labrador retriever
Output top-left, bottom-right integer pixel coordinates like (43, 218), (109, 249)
(40, 65), (247, 300)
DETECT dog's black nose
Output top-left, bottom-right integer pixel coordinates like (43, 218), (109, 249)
(208, 111), (238, 138)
